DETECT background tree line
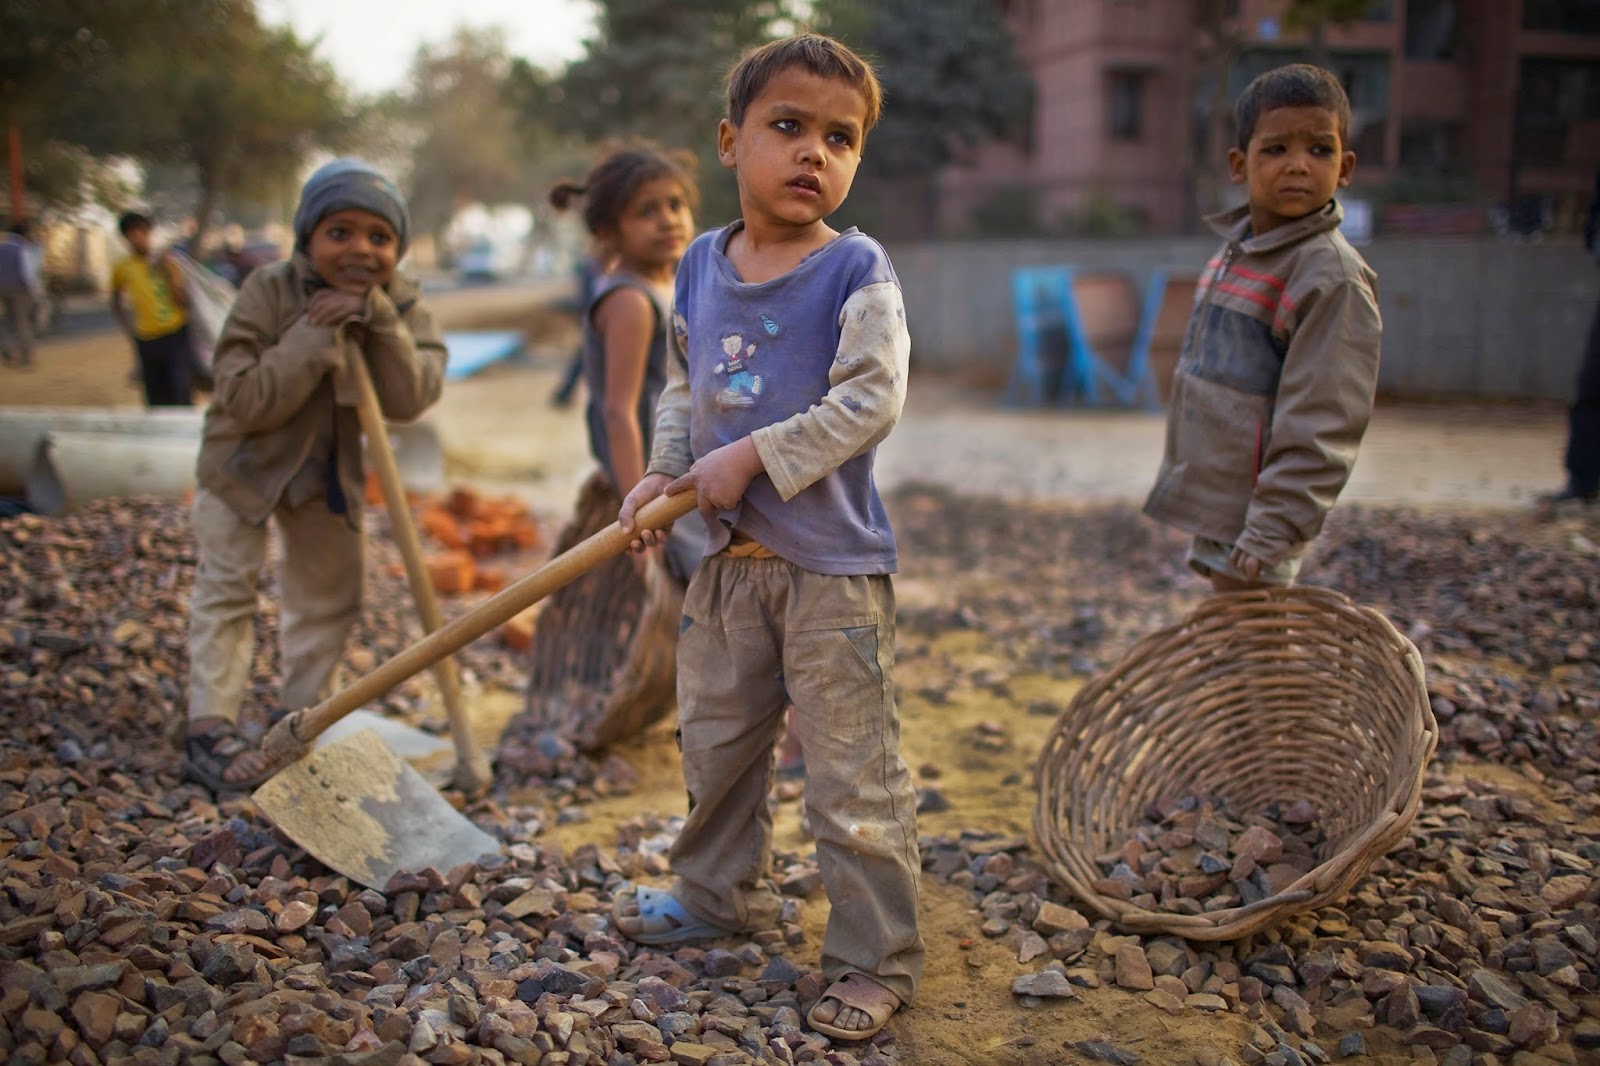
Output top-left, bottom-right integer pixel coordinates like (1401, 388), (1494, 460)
(2, 0), (1036, 250)
(3, 0), (1379, 249)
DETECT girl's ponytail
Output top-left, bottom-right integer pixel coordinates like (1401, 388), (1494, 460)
(549, 179), (587, 212)
(551, 141), (700, 238)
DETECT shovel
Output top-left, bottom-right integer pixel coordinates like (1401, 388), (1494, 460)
(251, 486), (698, 887)
(346, 350), (492, 797)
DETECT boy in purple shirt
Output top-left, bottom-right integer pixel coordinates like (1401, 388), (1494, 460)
(614, 33), (920, 1043)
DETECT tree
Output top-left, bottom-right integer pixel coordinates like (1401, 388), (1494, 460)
(18, 0), (349, 247)
(390, 28), (567, 252)
(1188, 0), (1246, 228)
(813, 0), (1031, 180)
(538, 0), (1029, 236)
(125, 6), (351, 251)
(0, 0), (191, 217)
(810, 0), (1033, 236)
(545, 0), (796, 224)
(1285, 0), (1382, 70)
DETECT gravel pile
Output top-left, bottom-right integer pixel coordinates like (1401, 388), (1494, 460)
(891, 488), (1598, 1065)
(1086, 796), (1327, 917)
(2, 491), (1597, 1066)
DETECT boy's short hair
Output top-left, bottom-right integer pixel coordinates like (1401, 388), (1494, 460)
(725, 33), (883, 133)
(118, 211), (152, 237)
(1234, 64), (1351, 149)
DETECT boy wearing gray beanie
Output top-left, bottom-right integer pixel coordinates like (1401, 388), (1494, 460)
(183, 158), (447, 791)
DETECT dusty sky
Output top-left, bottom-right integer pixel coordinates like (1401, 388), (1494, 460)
(261, 0), (596, 95)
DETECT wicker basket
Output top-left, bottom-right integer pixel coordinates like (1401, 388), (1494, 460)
(1033, 585), (1436, 941)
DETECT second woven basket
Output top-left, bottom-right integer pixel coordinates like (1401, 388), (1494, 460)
(1033, 585), (1436, 941)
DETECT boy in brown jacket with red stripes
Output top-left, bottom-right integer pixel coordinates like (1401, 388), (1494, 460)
(1145, 64), (1382, 592)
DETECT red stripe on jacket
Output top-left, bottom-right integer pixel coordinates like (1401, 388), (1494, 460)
(1228, 263), (1287, 291)
(1214, 280), (1278, 312)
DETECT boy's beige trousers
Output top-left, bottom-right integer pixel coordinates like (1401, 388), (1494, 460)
(668, 552), (925, 1005)
(187, 487), (362, 724)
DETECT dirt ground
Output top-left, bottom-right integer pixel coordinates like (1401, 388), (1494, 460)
(1, 287), (1584, 1066)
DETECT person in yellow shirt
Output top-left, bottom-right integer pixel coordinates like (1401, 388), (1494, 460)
(110, 212), (196, 406)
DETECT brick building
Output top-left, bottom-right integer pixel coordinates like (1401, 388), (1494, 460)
(934, 0), (1600, 236)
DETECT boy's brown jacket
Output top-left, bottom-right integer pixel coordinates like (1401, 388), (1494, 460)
(1143, 200), (1381, 565)
(196, 255), (446, 525)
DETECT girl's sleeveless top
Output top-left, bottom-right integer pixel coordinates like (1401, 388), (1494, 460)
(580, 270), (672, 489)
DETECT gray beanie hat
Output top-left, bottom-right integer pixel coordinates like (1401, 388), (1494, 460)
(293, 158), (410, 256)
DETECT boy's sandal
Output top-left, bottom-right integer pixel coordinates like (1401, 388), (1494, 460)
(806, 972), (901, 1042)
(611, 883), (733, 945)
(181, 723), (277, 793)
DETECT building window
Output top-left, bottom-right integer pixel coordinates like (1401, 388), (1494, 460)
(1399, 120), (1461, 168)
(1520, 57), (1600, 121)
(1523, 0), (1600, 33)
(1516, 57), (1600, 165)
(1404, 0), (1459, 58)
(1107, 71), (1144, 141)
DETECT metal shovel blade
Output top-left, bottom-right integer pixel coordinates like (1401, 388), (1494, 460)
(252, 729), (500, 891)
(316, 708), (456, 788)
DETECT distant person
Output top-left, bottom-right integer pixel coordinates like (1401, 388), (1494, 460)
(0, 220), (42, 369)
(182, 159), (447, 792)
(611, 34), (920, 1043)
(548, 247), (605, 408)
(1144, 64), (1382, 592)
(110, 212), (196, 405)
(1540, 164), (1600, 508)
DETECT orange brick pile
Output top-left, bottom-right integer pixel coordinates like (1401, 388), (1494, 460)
(363, 478), (546, 651)
(414, 487), (540, 597)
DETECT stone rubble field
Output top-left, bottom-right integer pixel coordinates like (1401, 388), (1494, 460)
(1, 489), (1597, 1066)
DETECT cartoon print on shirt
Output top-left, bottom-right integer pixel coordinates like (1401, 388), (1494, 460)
(714, 331), (764, 409)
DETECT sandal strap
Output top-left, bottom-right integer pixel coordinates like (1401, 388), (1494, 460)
(183, 724), (270, 792)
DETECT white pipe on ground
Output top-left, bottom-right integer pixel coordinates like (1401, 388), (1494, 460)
(27, 430), (201, 516)
(386, 420), (446, 495)
(0, 408), (202, 494)
(10, 414), (446, 514)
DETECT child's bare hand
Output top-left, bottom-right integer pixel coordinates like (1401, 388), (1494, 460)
(666, 438), (764, 521)
(1229, 547), (1264, 581)
(305, 289), (366, 327)
(619, 472), (675, 552)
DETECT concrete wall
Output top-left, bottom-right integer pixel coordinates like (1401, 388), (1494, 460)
(887, 237), (1597, 401)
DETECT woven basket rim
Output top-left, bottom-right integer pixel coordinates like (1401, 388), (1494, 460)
(1031, 585), (1437, 941)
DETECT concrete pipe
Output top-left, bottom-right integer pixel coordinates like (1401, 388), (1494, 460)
(7, 410), (446, 513)
(26, 431), (201, 516)
(384, 418), (446, 495)
(0, 407), (203, 494)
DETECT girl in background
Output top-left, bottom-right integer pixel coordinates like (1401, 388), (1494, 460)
(525, 143), (712, 751)
(551, 143), (699, 547)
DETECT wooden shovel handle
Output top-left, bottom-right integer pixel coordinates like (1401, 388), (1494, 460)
(263, 487), (698, 760)
(346, 352), (489, 792)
